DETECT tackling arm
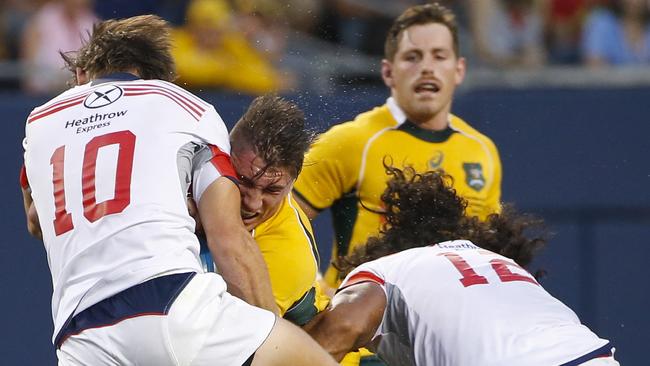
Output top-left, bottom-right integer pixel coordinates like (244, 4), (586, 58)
(292, 192), (320, 220)
(304, 282), (386, 361)
(20, 164), (42, 240)
(21, 186), (42, 240)
(198, 176), (279, 314)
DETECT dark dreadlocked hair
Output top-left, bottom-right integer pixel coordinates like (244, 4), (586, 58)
(335, 165), (548, 278)
(230, 95), (314, 179)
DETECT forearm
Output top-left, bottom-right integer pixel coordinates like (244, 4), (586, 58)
(197, 177), (279, 313)
(208, 228), (278, 314)
(305, 310), (364, 361)
(305, 283), (386, 361)
(22, 187), (42, 239)
(292, 190), (320, 220)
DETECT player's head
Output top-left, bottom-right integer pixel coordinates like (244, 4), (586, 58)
(336, 165), (546, 277)
(381, 3), (465, 127)
(61, 15), (176, 84)
(230, 95), (313, 230)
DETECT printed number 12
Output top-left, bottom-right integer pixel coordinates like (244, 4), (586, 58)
(440, 252), (538, 287)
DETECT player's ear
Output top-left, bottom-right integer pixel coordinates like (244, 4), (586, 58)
(454, 56), (466, 86)
(381, 59), (394, 88)
(75, 67), (89, 85)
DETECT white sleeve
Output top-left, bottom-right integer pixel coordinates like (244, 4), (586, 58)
(192, 144), (237, 203)
(190, 104), (237, 202)
(338, 262), (386, 292)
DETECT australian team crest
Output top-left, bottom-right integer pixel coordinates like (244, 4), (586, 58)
(428, 150), (444, 169)
(463, 163), (485, 191)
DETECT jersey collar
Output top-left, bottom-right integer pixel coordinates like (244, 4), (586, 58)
(386, 97), (407, 126)
(91, 72), (141, 86)
(386, 97), (455, 143)
(386, 97), (452, 127)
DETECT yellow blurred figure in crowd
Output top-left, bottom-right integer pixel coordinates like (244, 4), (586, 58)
(172, 0), (287, 94)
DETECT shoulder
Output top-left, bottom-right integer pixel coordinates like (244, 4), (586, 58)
(120, 79), (216, 119)
(324, 104), (395, 138)
(257, 195), (312, 238)
(27, 85), (92, 123)
(449, 114), (498, 150)
(125, 79), (212, 107)
(315, 104), (396, 147)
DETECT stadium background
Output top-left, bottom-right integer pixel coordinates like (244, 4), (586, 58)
(1, 1), (649, 364)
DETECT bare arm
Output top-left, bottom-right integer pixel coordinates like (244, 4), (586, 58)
(304, 282), (386, 361)
(198, 176), (279, 314)
(293, 191), (320, 220)
(21, 187), (42, 240)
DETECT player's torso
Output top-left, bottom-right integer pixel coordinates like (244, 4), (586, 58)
(344, 124), (496, 255)
(24, 78), (221, 335)
(367, 241), (608, 366)
(26, 79), (210, 259)
(253, 193), (327, 321)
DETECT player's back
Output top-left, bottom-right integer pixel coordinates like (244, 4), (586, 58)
(346, 240), (609, 366)
(23, 75), (230, 341)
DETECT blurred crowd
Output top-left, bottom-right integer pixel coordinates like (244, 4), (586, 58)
(1, 0), (649, 95)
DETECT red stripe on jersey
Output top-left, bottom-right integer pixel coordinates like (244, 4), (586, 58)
(124, 83), (205, 112)
(340, 271), (385, 291)
(28, 98), (85, 124)
(28, 92), (89, 120)
(19, 164), (29, 189)
(124, 87), (202, 117)
(123, 91), (200, 121)
(124, 83), (206, 113)
(209, 145), (237, 180)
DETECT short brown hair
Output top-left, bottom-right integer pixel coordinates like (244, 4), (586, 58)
(231, 95), (313, 178)
(384, 3), (459, 61)
(61, 15), (175, 82)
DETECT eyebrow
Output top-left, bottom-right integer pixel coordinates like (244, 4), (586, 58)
(238, 173), (288, 190)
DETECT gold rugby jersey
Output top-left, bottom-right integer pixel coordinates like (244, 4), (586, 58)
(253, 192), (330, 324)
(294, 98), (502, 287)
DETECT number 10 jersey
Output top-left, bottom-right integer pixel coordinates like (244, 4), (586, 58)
(23, 76), (233, 343)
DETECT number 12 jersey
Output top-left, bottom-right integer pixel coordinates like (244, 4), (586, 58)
(340, 240), (610, 366)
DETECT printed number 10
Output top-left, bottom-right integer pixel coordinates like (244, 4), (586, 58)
(51, 130), (135, 235)
(440, 252), (538, 287)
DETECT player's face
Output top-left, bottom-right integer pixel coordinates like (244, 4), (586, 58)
(382, 22), (465, 126)
(231, 147), (294, 231)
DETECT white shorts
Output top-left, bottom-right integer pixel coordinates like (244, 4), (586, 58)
(57, 272), (276, 366)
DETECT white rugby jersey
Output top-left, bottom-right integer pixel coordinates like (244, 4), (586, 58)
(22, 74), (234, 343)
(340, 240), (610, 366)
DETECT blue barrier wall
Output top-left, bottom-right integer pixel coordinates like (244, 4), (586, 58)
(1, 85), (647, 364)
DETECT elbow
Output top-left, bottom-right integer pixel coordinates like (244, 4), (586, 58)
(27, 221), (42, 240)
(309, 311), (369, 358)
(26, 204), (42, 240)
(337, 317), (369, 345)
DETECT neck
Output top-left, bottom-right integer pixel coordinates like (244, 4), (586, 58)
(407, 111), (450, 131)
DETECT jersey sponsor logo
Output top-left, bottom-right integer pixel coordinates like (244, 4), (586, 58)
(84, 85), (124, 109)
(463, 163), (485, 191)
(428, 150), (444, 169)
(65, 110), (128, 134)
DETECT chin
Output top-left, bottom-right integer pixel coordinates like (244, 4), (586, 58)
(241, 217), (259, 231)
